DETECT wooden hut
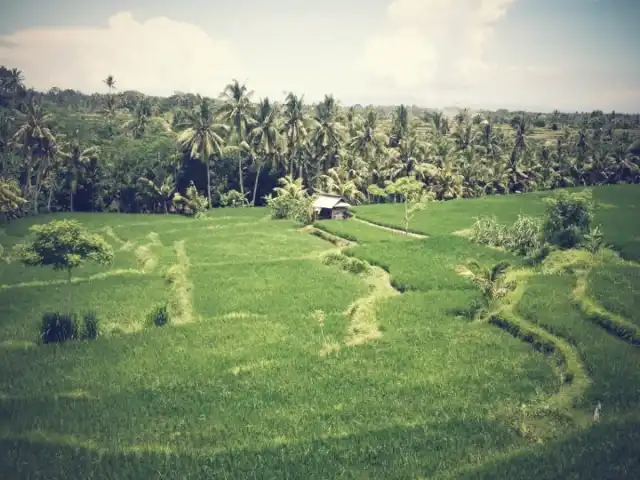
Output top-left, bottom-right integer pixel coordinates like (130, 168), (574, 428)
(313, 194), (352, 220)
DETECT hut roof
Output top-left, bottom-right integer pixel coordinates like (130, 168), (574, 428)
(313, 194), (352, 210)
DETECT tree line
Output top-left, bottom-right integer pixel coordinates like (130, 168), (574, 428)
(1, 65), (639, 220)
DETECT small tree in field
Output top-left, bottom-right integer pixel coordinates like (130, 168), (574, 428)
(379, 177), (435, 234)
(543, 189), (594, 249)
(13, 220), (114, 310)
(455, 261), (511, 300)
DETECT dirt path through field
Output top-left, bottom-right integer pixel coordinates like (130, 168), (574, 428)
(352, 217), (427, 239)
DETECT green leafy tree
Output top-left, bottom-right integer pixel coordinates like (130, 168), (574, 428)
(13, 220), (114, 310)
(381, 177), (435, 234)
(543, 189), (594, 249)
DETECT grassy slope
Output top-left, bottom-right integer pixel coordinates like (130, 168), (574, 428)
(333, 187), (640, 478)
(355, 184), (640, 261)
(0, 208), (563, 478)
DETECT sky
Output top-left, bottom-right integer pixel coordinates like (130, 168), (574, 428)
(0, 0), (639, 112)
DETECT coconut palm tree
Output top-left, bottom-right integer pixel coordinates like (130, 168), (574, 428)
(103, 75), (116, 93)
(348, 108), (388, 164)
(218, 79), (255, 197)
(177, 98), (229, 206)
(12, 99), (56, 212)
(272, 174), (307, 200)
(311, 94), (346, 176)
(390, 104), (409, 147)
(282, 92), (311, 179)
(319, 167), (366, 204)
(248, 98), (284, 205)
(59, 132), (100, 212)
(138, 175), (176, 213)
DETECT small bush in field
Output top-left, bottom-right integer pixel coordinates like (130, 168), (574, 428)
(345, 257), (370, 275)
(543, 189), (594, 249)
(471, 214), (547, 261)
(470, 217), (508, 246)
(220, 189), (249, 208)
(504, 215), (545, 258)
(149, 303), (170, 327)
(584, 225), (606, 253)
(322, 252), (369, 275)
(322, 252), (348, 268)
(81, 311), (99, 340)
(172, 182), (209, 217)
(40, 312), (78, 344)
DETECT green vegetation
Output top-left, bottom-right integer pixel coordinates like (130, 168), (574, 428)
(1, 66), (640, 477)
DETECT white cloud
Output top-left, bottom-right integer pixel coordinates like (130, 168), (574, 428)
(361, 0), (519, 99)
(0, 12), (241, 95)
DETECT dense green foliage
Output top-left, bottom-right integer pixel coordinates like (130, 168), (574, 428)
(1, 67), (639, 221)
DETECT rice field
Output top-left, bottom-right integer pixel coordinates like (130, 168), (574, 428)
(1, 184), (639, 478)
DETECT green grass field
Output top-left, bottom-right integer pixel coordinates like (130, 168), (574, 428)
(1, 185), (640, 478)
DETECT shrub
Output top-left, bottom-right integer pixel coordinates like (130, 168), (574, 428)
(504, 215), (545, 258)
(543, 189), (594, 249)
(322, 252), (348, 268)
(172, 182), (209, 217)
(583, 225), (606, 253)
(40, 312), (78, 344)
(322, 252), (370, 275)
(344, 257), (370, 275)
(81, 311), (99, 340)
(265, 193), (315, 225)
(470, 216), (508, 246)
(264, 193), (290, 219)
(470, 214), (547, 260)
(220, 189), (249, 208)
(149, 303), (170, 327)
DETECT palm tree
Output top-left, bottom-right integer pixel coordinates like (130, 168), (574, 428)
(387, 134), (427, 179)
(102, 75), (117, 121)
(272, 174), (308, 200)
(138, 175), (176, 213)
(59, 132), (100, 212)
(319, 167), (366, 204)
(348, 108), (388, 163)
(12, 99), (56, 212)
(248, 98), (284, 205)
(177, 98), (229, 206)
(122, 98), (158, 138)
(390, 104), (409, 147)
(311, 94), (346, 177)
(103, 75), (116, 93)
(282, 92), (311, 180)
(455, 261), (510, 300)
(218, 79), (255, 197)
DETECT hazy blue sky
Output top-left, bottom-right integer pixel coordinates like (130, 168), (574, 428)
(1, 0), (638, 112)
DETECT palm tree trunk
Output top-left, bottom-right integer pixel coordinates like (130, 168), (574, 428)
(206, 162), (212, 208)
(252, 164), (262, 206)
(47, 185), (54, 212)
(238, 156), (245, 197)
